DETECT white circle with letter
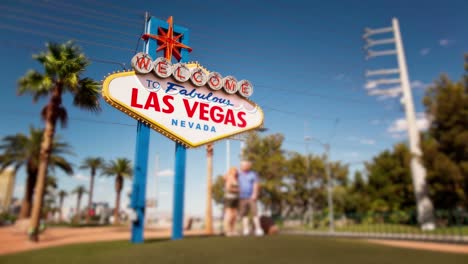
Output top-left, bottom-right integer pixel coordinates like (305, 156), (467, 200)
(153, 57), (173, 78)
(131, 52), (153, 74)
(172, 63), (191, 82)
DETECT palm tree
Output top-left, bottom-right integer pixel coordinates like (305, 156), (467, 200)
(43, 176), (58, 218)
(17, 41), (100, 241)
(102, 158), (132, 225)
(57, 190), (67, 222)
(0, 127), (73, 219)
(79, 157), (104, 224)
(72, 185), (87, 223)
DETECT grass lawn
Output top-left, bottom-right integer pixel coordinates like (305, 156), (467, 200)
(0, 236), (466, 264)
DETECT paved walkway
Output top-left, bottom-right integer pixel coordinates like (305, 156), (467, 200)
(0, 225), (206, 255)
(368, 239), (468, 254)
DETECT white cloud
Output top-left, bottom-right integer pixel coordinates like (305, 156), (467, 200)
(420, 48), (431, 56)
(411, 80), (428, 89)
(156, 169), (174, 177)
(73, 174), (89, 182)
(388, 113), (429, 137)
(439, 39), (453, 47)
(369, 86), (402, 100)
(371, 119), (381, 125)
(346, 152), (360, 158)
(359, 139), (376, 145)
(334, 73), (345, 80)
(368, 80), (428, 101)
(347, 136), (376, 145)
(98, 177), (108, 183)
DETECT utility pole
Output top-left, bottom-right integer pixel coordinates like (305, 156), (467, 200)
(324, 144), (334, 233)
(306, 136), (334, 233)
(205, 143), (214, 234)
(363, 18), (435, 230)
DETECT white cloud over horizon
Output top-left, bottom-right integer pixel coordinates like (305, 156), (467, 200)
(73, 174), (89, 182)
(347, 136), (376, 145)
(157, 169), (174, 177)
(387, 112), (429, 138)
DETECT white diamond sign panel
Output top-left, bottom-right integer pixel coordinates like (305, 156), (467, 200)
(102, 69), (264, 148)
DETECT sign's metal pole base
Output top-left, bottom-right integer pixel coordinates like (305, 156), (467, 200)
(131, 121), (150, 243)
(172, 143), (186, 240)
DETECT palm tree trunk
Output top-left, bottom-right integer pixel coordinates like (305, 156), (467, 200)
(86, 173), (95, 224)
(75, 195), (81, 223)
(29, 86), (61, 242)
(19, 170), (36, 219)
(59, 198), (64, 222)
(114, 176), (123, 225)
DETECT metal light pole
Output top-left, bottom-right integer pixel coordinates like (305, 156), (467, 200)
(324, 144), (333, 233)
(363, 18), (435, 230)
(305, 136), (334, 232)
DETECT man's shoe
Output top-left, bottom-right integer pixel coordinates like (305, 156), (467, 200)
(243, 229), (250, 236)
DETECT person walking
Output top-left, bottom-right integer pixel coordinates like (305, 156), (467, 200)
(223, 167), (240, 236)
(238, 160), (263, 236)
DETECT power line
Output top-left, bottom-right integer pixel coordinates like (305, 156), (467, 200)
(43, 0), (142, 24)
(0, 24), (135, 52)
(0, 4), (141, 38)
(1, 14), (138, 45)
(0, 40), (128, 71)
(1, 108), (135, 127)
(16, 0), (141, 29)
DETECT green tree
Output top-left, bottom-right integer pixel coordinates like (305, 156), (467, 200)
(17, 41), (100, 241)
(57, 190), (67, 222)
(212, 175), (225, 206)
(242, 133), (286, 217)
(364, 144), (415, 215)
(284, 152), (325, 218)
(344, 171), (370, 215)
(285, 152), (349, 221)
(422, 57), (468, 209)
(72, 185), (87, 223)
(102, 158), (132, 225)
(79, 157), (104, 223)
(0, 127), (73, 219)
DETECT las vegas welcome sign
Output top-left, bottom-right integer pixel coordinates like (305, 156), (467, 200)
(102, 53), (264, 148)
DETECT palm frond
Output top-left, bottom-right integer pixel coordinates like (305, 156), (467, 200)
(17, 70), (52, 102)
(79, 157), (104, 170)
(72, 185), (88, 195)
(49, 156), (74, 175)
(102, 158), (133, 178)
(72, 78), (101, 112)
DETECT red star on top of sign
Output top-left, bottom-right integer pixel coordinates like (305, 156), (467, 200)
(141, 16), (193, 61)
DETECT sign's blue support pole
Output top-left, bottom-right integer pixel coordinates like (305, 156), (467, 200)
(130, 13), (152, 244)
(172, 143), (187, 240)
(171, 18), (190, 241)
(131, 121), (150, 243)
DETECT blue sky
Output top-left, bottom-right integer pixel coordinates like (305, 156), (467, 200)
(0, 0), (467, 217)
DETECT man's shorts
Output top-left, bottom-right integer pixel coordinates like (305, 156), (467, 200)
(239, 199), (257, 217)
